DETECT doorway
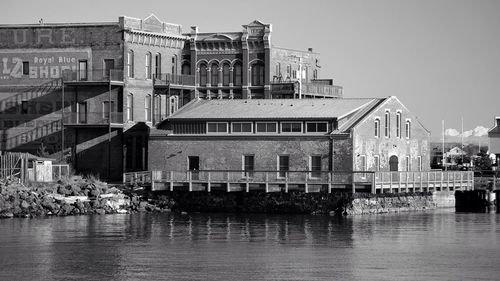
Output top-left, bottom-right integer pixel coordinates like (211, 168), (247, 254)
(389, 155), (399, 171)
(188, 156), (200, 180)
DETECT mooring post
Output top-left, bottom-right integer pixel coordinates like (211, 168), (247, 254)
(169, 171), (173, 192)
(207, 171), (211, 192)
(285, 172), (289, 193)
(371, 173), (376, 194)
(265, 172), (269, 193)
(328, 172), (333, 194)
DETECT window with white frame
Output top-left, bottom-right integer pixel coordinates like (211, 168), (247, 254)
(406, 156), (411, 171)
(127, 50), (134, 78)
(374, 155), (380, 171)
(281, 122), (302, 133)
(256, 122), (277, 133)
(126, 94), (133, 121)
(207, 122), (228, 133)
(405, 120), (411, 138)
(306, 122), (328, 133)
(145, 52), (152, 79)
(396, 111), (402, 138)
(232, 122), (252, 133)
(102, 101), (115, 119)
(145, 95), (151, 121)
(385, 111), (390, 137)
(374, 118), (380, 137)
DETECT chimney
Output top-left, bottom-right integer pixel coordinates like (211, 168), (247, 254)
(308, 48), (313, 52)
(191, 26), (198, 35)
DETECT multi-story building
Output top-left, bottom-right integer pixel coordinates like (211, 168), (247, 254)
(0, 15), (339, 180)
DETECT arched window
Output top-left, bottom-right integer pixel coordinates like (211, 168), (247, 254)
(405, 120), (411, 138)
(251, 63), (264, 86)
(127, 50), (134, 78)
(374, 118), (380, 137)
(171, 55), (177, 75)
(155, 53), (161, 79)
(145, 52), (152, 79)
(222, 64), (230, 86)
(233, 63), (242, 86)
(126, 93), (133, 121)
(182, 63), (191, 75)
(275, 63), (281, 76)
(313, 69), (318, 80)
(385, 111), (390, 137)
(396, 112), (402, 138)
(211, 64), (219, 85)
(199, 63), (207, 85)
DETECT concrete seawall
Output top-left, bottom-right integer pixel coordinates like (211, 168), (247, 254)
(155, 191), (448, 215)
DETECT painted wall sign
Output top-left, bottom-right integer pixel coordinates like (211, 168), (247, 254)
(0, 49), (90, 80)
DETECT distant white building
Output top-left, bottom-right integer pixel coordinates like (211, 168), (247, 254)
(488, 117), (500, 165)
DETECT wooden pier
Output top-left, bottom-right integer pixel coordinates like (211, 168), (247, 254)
(123, 170), (474, 194)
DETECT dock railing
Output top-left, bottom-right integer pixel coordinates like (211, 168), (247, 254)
(124, 170), (473, 193)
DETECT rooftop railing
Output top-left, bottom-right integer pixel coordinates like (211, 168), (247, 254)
(301, 83), (343, 98)
(63, 112), (123, 125)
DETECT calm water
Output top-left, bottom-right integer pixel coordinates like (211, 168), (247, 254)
(0, 210), (498, 281)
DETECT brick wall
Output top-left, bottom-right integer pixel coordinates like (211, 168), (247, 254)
(149, 137), (331, 172)
(271, 47), (320, 82)
(352, 97), (431, 171)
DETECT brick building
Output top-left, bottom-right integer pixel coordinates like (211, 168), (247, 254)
(149, 97), (431, 174)
(0, 15), (339, 180)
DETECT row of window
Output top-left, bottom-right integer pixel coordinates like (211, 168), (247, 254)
(274, 63), (317, 81)
(201, 121), (330, 134)
(359, 155), (423, 171)
(125, 93), (180, 122)
(127, 50), (177, 79)
(374, 111), (412, 138)
(198, 62), (264, 86)
(189, 154), (323, 178)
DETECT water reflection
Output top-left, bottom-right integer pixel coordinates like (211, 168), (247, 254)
(0, 211), (498, 281)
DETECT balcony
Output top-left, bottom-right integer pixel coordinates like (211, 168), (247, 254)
(153, 73), (196, 87)
(62, 69), (124, 85)
(63, 112), (124, 126)
(271, 81), (343, 98)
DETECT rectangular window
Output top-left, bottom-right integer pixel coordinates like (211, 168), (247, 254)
(145, 53), (152, 79)
(374, 119), (380, 137)
(417, 156), (422, 171)
(306, 122), (328, 133)
(374, 155), (380, 171)
(22, 61), (29, 75)
(406, 156), (411, 171)
(278, 155), (289, 178)
(232, 122), (252, 133)
(207, 122), (228, 133)
(78, 60), (88, 81)
(145, 95), (151, 121)
(384, 111), (390, 137)
(281, 122), (302, 133)
(243, 155), (255, 178)
(256, 122), (277, 133)
(127, 51), (134, 78)
(102, 101), (115, 119)
(310, 155), (322, 178)
(104, 59), (114, 78)
(78, 102), (87, 123)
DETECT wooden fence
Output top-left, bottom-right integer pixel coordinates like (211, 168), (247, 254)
(0, 151), (29, 183)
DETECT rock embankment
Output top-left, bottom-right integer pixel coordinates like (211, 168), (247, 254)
(345, 192), (436, 215)
(0, 176), (170, 218)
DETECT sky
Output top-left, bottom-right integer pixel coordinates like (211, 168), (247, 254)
(2, 0), (499, 141)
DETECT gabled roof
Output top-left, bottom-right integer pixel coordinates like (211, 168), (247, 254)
(166, 98), (384, 133)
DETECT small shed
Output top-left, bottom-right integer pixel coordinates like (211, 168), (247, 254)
(26, 154), (55, 182)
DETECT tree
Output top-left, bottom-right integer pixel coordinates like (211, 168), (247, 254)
(474, 151), (492, 171)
